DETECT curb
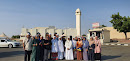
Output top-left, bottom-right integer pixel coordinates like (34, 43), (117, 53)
(103, 43), (129, 46)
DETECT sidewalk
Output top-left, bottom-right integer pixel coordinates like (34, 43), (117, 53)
(103, 43), (130, 46)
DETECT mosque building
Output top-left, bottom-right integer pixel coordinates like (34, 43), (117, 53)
(20, 8), (81, 40)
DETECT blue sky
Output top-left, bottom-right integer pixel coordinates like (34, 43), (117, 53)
(0, 0), (130, 37)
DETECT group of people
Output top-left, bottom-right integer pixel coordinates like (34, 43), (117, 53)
(23, 32), (101, 61)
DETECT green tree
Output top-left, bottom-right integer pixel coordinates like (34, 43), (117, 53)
(110, 12), (130, 39)
(12, 35), (20, 39)
(82, 34), (86, 36)
(101, 25), (107, 27)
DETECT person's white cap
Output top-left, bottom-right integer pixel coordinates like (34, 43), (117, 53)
(27, 32), (31, 35)
(49, 33), (51, 35)
(59, 37), (61, 39)
(78, 37), (81, 39)
(53, 36), (56, 38)
(56, 34), (59, 36)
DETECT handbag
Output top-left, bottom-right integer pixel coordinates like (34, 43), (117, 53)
(73, 47), (76, 51)
(77, 48), (82, 51)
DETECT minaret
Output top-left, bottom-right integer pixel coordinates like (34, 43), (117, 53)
(75, 8), (81, 37)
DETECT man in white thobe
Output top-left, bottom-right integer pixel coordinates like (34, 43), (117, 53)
(51, 36), (58, 60)
(58, 37), (64, 60)
(65, 38), (74, 60)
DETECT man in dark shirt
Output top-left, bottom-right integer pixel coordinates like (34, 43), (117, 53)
(36, 32), (42, 61)
(43, 36), (52, 61)
(40, 36), (45, 61)
(48, 33), (53, 41)
(48, 33), (53, 60)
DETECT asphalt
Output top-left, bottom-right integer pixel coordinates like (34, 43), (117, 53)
(0, 45), (130, 61)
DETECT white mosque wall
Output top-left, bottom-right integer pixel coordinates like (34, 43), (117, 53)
(20, 27), (77, 40)
(32, 28), (37, 36)
(63, 28), (77, 38)
(55, 29), (63, 37)
(48, 29), (55, 37)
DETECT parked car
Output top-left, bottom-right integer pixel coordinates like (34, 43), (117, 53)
(0, 39), (21, 48)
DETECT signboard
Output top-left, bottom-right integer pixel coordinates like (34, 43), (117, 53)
(92, 22), (99, 28)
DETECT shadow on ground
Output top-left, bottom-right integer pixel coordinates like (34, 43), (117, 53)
(0, 51), (24, 58)
(101, 55), (121, 60)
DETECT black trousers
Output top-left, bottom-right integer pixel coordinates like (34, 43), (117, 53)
(88, 49), (95, 61)
(40, 47), (44, 61)
(95, 53), (101, 60)
(48, 50), (51, 60)
(24, 50), (32, 61)
(43, 49), (50, 61)
(39, 47), (44, 61)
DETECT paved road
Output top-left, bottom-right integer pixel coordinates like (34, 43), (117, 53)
(101, 45), (130, 61)
(0, 45), (130, 61)
(0, 47), (24, 61)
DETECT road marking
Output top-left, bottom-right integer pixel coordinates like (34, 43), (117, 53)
(105, 44), (109, 45)
(111, 44), (115, 45)
(117, 44), (121, 45)
(124, 44), (128, 46)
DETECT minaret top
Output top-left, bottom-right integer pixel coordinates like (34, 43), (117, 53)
(76, 8), (81, 12)
(75, 8), (81, 15)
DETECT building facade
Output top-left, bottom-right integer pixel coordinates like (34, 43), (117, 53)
(104, 27), (130, 39)
(88, 27), (130, 44)
(20, 8), (81, 40)
(20, 26), (77, 40)
(88, 28), (110, 44)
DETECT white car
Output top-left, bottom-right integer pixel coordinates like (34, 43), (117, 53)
(0, 39), (21, 48)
